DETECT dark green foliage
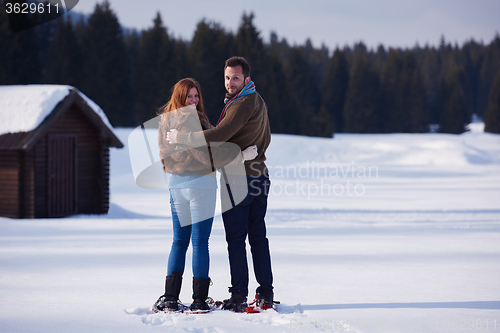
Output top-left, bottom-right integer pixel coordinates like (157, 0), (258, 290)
(130, 12), (176, 124)
(234, 12), (264, 75)
(234, 13), (307, 135)
(79, 0), (132, 126)
(461, 40), (484, 117)
(42, 16), (82, 87)
(268, 31), (290, 61)
(419, 47), (441, 124)
(1, 1), (499, 135)
(439, 67), (470, 134)
(380, 49), (404, 132)
(381, 50), (428, 132)
(286, 47), (332, 137)
(0, 4), (41, 84)
(303, 39), (330, 89)
(484, 72), (500, 134)
(478, 35), (500, 118)
(343, 45), (381, 133)
(405, 58), (429, 133)
(189, 19), (233, 124)
(263, 53), (298, 134)
(322, 48), (349, 132)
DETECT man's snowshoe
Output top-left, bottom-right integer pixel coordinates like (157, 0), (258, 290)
(244, 294), (280, 313)
(221, 294), (248, 313)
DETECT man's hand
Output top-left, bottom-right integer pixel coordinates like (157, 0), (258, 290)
(242, 145), (258, 161)
(167, 129), (178, 144)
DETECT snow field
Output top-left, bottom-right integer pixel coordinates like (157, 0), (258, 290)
(1, 127), (499, 332)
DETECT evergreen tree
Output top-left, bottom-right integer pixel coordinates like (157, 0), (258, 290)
(266, 31), (301, 134)
(268, 31), (290, 63)
(380, 48), (405, 132)
(189, 19), (233, 123)
(263, 53), (298, 134)
(33, 7), (59, 68)
(343, 44), (381, 133)
(478, 34), (500, 117)
(42, 16), (82, 87)
(303, 38), (329, 89)
(321, 48), (349, 132)
(130, 12), (175, 124)
(439, 67), (469, 134)
(234, 13), (305, 135)
(484, 72), (500, 134)
(462, 39), (484, 117)
(233, 12), (268, 104)
(420, 46), (441, 124)
(403, 51), (428, 132)
(449, 44), (475, 122)
(3, 4), (499, 133)
(425, 36), (456, 125)
(0, 4), (41, 84)
(259, 32), (296, 134)
(170, 40), (190, 86)
(124, 28), (140, 79)
(373, 44), (388, 73)
(286, 47), (331, 136)
(234, 12), (265, 75)
(80, 0), (132, 126)
(381, 50), (428, 132)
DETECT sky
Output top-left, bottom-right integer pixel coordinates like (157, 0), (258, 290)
(69, 0), (500, 51)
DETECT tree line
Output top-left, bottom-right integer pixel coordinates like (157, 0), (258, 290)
(1, 1), (500, 135)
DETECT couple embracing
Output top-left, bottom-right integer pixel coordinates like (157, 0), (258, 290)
(153, 56), (275, 313)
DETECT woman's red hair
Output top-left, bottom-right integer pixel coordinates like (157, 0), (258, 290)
(158, 78), (211, 126)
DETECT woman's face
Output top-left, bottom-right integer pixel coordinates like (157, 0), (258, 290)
(186, 87), (199, 107)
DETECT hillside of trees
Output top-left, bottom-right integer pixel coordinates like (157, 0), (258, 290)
(1, 1), (500, 135)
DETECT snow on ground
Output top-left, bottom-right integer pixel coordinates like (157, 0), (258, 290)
(1, 126), (500, 332)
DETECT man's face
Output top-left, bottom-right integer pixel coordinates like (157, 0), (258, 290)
(225, 65), (250, 96)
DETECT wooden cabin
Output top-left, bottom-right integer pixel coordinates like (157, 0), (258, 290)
(0, 85), (123, 218)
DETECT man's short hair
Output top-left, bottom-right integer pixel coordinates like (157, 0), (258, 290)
(225, 56), (251, 78)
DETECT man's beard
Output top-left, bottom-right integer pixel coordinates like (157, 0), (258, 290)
(227, 84), (245, 98)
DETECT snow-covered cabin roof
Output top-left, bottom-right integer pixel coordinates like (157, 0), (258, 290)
(0, 85), (123, 150)
(0, 85), (115, 135)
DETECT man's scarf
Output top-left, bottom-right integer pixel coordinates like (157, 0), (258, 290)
(217, 81), (256, 125)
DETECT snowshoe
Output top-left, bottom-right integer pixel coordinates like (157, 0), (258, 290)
(244, 294), (280, 314)
(221, 294), (248, 313)
(182, 298), (222, 314)
(152, 296), (186, 313)
(207, 297), (223, 310)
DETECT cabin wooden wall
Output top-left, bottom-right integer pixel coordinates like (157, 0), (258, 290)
(0, 100), (115, 219)
(0, 151), (20, 218)
(101, 146), (110, 214)
(33, 134), (47, 217)
(20, 150), (35, 218)
(31, 105), (107, 217)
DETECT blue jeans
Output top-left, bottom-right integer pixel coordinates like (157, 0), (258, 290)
(221, 174), (273, 297)
(167, 188), (216, 279)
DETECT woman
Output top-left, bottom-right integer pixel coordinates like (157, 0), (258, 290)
(153, 78), (257, 312)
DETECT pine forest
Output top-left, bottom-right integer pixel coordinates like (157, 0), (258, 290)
(1, 1), (500, 135)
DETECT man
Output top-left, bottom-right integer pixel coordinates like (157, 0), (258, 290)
(167, 56), (274, 312)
